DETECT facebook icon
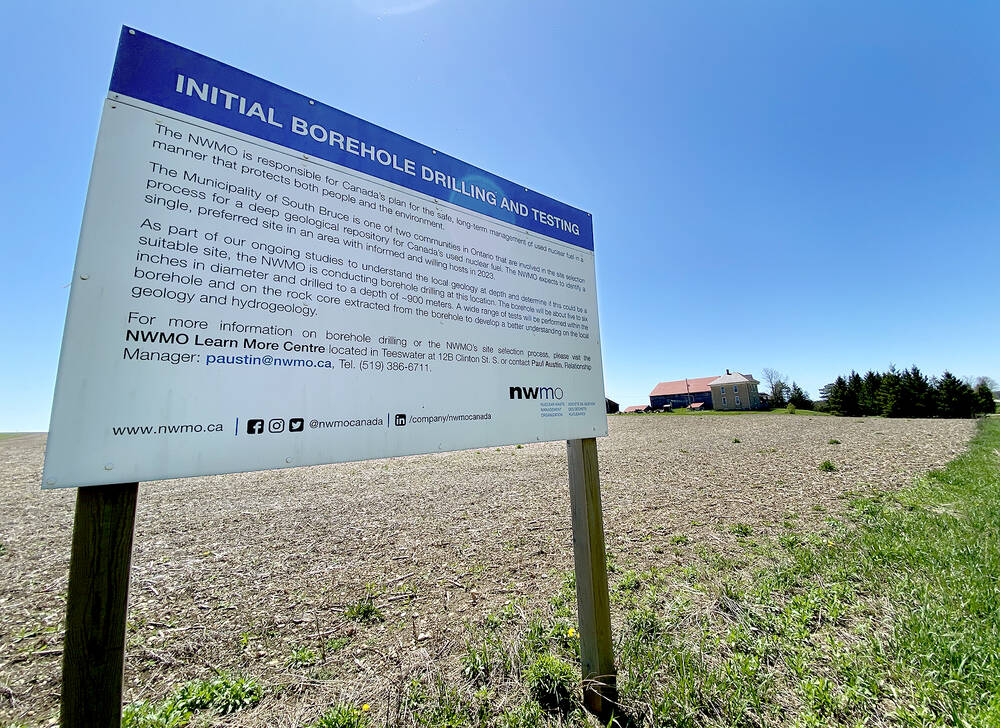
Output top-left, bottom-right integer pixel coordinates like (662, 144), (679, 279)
(246, 419), (264, 435)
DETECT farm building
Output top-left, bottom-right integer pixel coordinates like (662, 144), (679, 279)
(606, 398), (620, 414)
(709, 371), (762, 410)
(623, 405), (650, 413)
(650, 371), (763, 411)
(649, 376), (716, 410)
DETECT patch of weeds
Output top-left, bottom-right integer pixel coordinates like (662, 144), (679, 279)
(123, 674), (262, 728)
(523, 653), (577, 713)
(818, 460), (837, 472)
(326, 636), (351, 652)
(614, 569), (644, 595)
(548, 621), (580, 654)
(732, 437), (741, 443)
(729, 523), (753, 537)
(287, 645), (318, 667)
(345, 595), (385, 624)
(549, 573), (575, 618)
(515, 617), (552, 666)
(122, 700), (189, 728)
(461, 633), (504, 684)
(312, 703), (371, 728)
(516, 444), (524, 449)
(480, 597), (528, 630)
(799, 676), (841, 718)
(828, 439), (841, 445)
(698, 546), (741, 572)
(498, 700), (544, 728)
(812, 504), (826, 513)
(625, 605), (664, 642)
(779, 533), (803, 549)
(670, 534), (689, 545)
(173, 675), (261, 715)
(404, 676), (470, 727)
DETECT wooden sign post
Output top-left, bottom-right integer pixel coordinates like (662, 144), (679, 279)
(567, 438), (618, 717)
(60, 482), (139, 728)
(50, 29), (611, 725)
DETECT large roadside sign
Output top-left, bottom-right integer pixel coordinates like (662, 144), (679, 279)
(42, 27), (606, 488)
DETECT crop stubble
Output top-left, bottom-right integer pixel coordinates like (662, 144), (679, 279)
(0, 414), (974, 725)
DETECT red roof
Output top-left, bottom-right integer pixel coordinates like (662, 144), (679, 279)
(650, 376), (717, 397)
(688, 402), (705, 410)
(623, 405), (648, 413)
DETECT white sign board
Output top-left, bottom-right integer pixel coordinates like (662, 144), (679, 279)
(43, 28), (606, 488)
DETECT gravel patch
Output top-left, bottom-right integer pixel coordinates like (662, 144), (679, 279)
(0, 415), (974, 725)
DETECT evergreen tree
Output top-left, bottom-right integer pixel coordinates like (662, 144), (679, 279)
(879, 367), (903, 417)
(900, 366), (934, 418)
(789, 382), (813, 410)
(936, 371), (976, 418)
(827, 376), (848, 415)
(844, 372), (863, 416)
(975, 382), (997, 414)
(860, 371), (883, 416)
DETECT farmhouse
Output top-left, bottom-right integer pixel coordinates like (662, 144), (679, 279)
(650, 370), (762, 411)
(709, 370), (761, 410)
(623, 405), (649, 413)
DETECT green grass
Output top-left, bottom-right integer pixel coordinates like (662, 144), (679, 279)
(367, 417), (1000, 727)
(0, 433), (25, 441)
(612, 415), (1000, 726)
(623, 408), (831, 416)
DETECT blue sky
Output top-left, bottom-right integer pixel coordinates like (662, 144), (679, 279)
(1, 1), (996, 429)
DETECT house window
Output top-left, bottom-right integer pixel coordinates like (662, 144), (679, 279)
(722, 396), (727, 406)
(736, 396), (741, 406)
(733, 385), (738, 393)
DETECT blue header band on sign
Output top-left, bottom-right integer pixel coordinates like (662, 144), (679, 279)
(109, 27), (594, 250)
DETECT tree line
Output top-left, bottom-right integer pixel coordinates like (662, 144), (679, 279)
(761, 368), (814, 410)
(820, 368), (995, 418)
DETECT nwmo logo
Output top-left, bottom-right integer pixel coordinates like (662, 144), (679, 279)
(509, 385), (564, 400)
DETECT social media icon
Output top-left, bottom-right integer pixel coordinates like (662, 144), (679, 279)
(268, 418), (285, 433)
(395, 413), (406, 426)
(247, 419), (264, 435)
(289, 418), (304, 432)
